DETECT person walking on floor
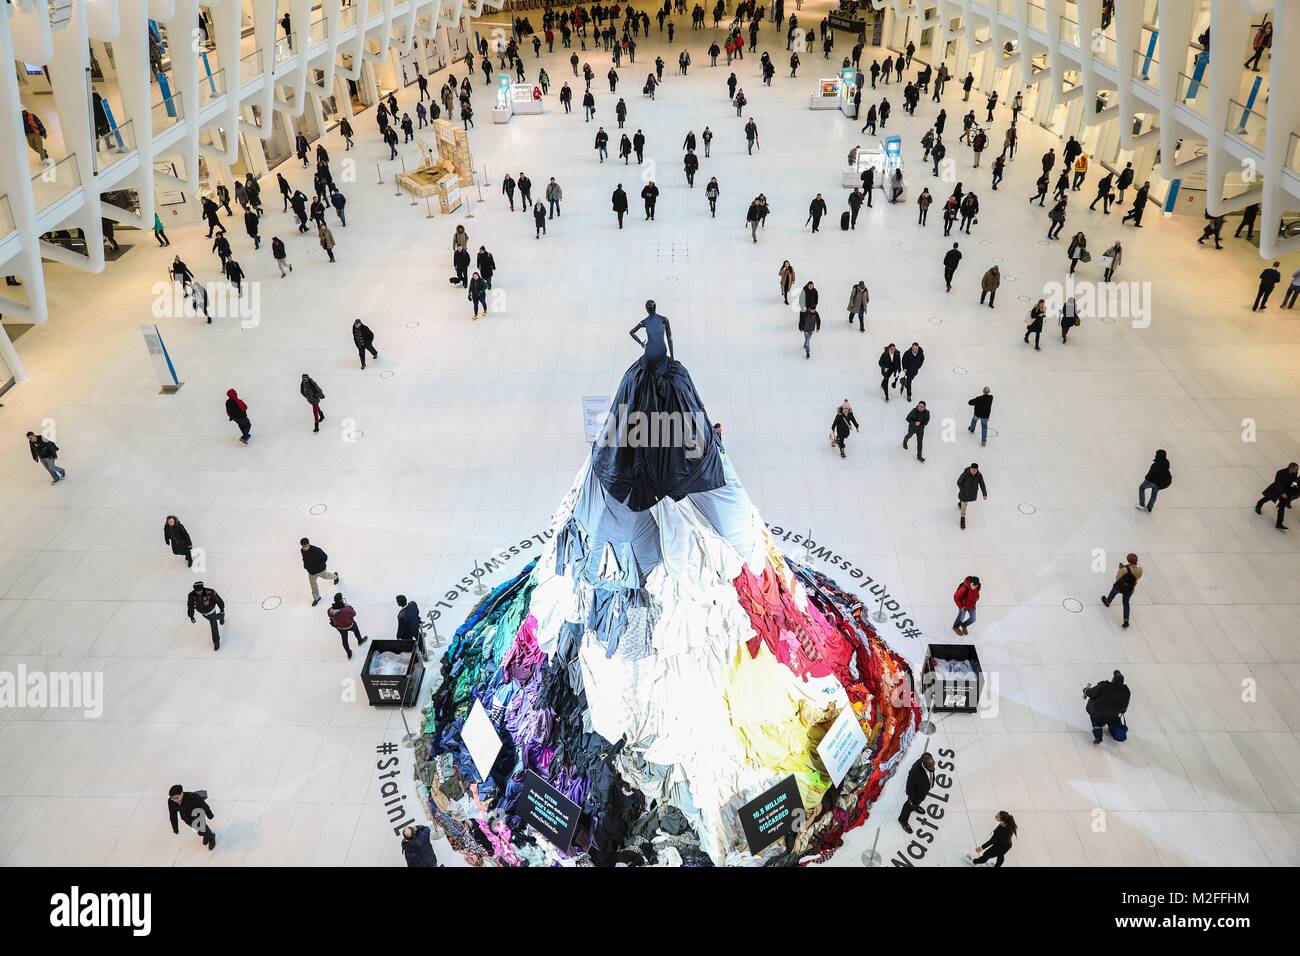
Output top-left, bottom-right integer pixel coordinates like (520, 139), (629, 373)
(612, 183), (629, 228)
(917, 187), (932, 225)
(878, 343), (901, 401)
(317, 223), (336, 262)
(1256, 462), (1300, 530)
(1137, 449), (1171, 513)
(1101, 554), (1142, 628)
(469, 271), (488, 318)
(154, 211), (171, 246)
(1067, 231), (1087, 273)
(903, 401), (929, 462)
(706, 176), (720, 216)
(165, 515), (194, 567)
(301, 537), (340, 606)
(778, 260), (796, 303)
(1084, 671), (1131, 745)
(806, 193), (827, 232)
(327, 592), (368, 659)
(26, 430), (65, 483)
(641, 181), (659, 220)
(1060, 296), (1080, 343)
(1024, 298), (1045, 349)
(546, 178), (563, 218)
(1100, 240), (1121, 281)
(943, 242), (962, 292)
(1253, 261), (1283, 311)
(169, 785), (216, 850)
(348, 317), (378, 368)
(979, 265), (1000, 307)
(187, 580), (226, 650)
(224, 388), (251, 444)
(957, 463), (987, 530)
(900, 342), (924, 401)
(831, 401), (858, 459)
(967, 811), (1016, 866)
(897, 752), (935, 833)
(533, 201), (548, 238)
(847, 280), (869, 332)
(952, 575), (980, 635)
(968, 387), (993, 445)
(1235, 203), (1260, 241)
(396, 594), (423, 654)
(300, 373), (326, 432)
(271, 236), (292, 277)
(798, 282), (820, 358)
(1120, 181), (1149, 227)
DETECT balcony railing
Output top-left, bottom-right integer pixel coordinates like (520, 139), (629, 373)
(340, 4), (357, 29)
(1132, 49), (1158, 85)
(0, 194), (15, 242)
(1228, 99), (1267, 152)
(151, 92), (184, 136)
(1177, 72), (1208, 117)
(94, 119), (137, 166)
(1288, 133), (1300, 177)
(240, 48), (263, 87)
(198, 66), (226, 107)
(275, 31), (298, 67)
(30, 154), (81, 214)
(1027, 1), (1047, 32)
(1059, 15), (1080, 49)
(309, 13), (328, 48)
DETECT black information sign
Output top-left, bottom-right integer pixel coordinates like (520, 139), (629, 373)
(737, 775), (803, 855)
(518, 770), (582, 852)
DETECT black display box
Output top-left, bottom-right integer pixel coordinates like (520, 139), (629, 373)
(360, 640), (425, 707)
(922, 643), (983, 713)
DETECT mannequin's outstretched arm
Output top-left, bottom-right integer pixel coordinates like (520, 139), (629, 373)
(629, 319), (646, 347)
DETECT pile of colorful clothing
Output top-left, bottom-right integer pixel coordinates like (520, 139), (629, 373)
(415, 355), (920, 866)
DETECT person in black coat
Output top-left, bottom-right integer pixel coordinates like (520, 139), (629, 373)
(878, 343), (901, 401)
(187, 580), (226, 649)
(396, 595), (423, 654)
(898, 752), (934, 832)
(612, 184), (629, 227)
(165, 515), (193, 566)
(957, 463), (987, 529)
(900, 342), (924, 401)
(300, 537), (339, 606)
(401, 824), (438, 866)
(476, 247), (496, 289)
(1084, 670), (1131, 744)
(942, 242), (962, 291)
(830, 400), (858, 459)
(903, 401), (930, 461)
(1137, 449), (1171, 512)
(352, 319), (378, 368)
(806, 193), (828, 232)
(1256, 462), (1300, 530)
(967, 810), (1016, 866)
(300, 373), (325, 432)
(169, 785), (216, 849)
(641, 181), (659, 220)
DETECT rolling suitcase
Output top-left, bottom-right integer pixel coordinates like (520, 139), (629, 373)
(840, 210), (850, 231)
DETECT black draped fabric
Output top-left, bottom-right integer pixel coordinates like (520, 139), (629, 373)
(591, 356), (724, 511)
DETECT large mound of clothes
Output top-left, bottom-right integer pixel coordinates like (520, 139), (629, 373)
(415, 358), (920, 866)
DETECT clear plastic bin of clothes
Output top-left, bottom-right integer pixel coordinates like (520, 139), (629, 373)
(922, 643), (983, 713)
(360, 639), (425, 707)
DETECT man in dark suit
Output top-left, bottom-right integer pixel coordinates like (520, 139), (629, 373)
(898, 752), (935, 832)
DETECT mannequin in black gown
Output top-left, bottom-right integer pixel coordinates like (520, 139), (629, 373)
(628, 299), (673, 375)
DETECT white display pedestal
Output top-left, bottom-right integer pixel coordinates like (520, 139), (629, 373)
(808, 93), (840, 110)
(493, 103), (512, 124)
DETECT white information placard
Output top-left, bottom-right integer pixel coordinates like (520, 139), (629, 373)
(462, 698), (503, 782)
(582, 395), (610, 443)
(817, 704), (868, 786)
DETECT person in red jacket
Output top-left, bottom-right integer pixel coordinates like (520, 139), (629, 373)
(953, 575), (980, 635)
(327, 592), (368, 659)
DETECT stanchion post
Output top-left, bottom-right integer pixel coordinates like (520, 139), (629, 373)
(872, 592), (888, 623)
(425, 195), (435, 218)
(395, 156), (404, 196)
(376, 162), (383, 184)
(860, 827), (882, 866)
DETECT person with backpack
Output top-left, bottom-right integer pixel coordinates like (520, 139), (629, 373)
(327, 592), (368, 659)
(846, 280), (869, 331)
(952, 575), (980, 635)
(26, 430), (65, 483)
(352, 319), (378, 369)
(1101, 554), (1142, 628)
(1137, 450), (1171, 513)
(224, 389), (251, 444)
(1084, 671), (1131, 744)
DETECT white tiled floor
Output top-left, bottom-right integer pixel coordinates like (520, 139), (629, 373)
(3, 3), (1300, 866)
